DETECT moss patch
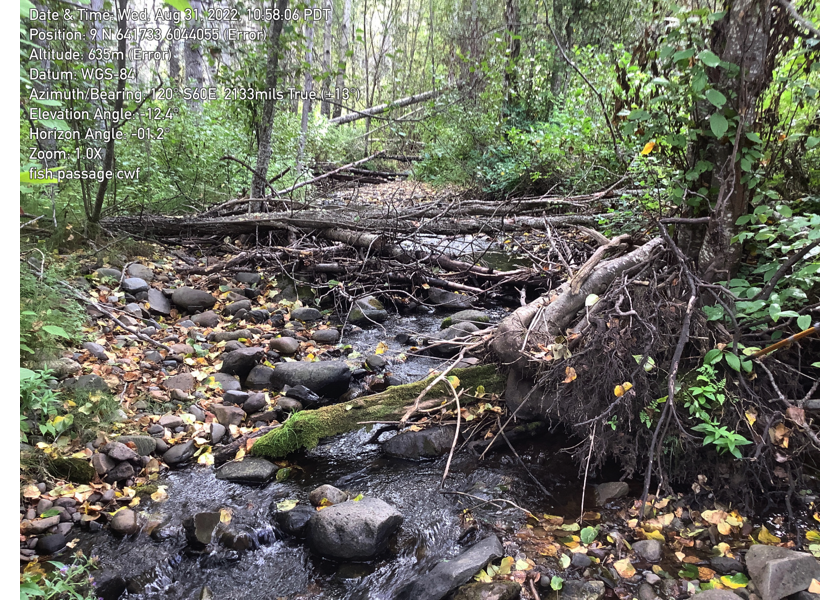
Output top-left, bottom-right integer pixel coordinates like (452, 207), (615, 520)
(252, 365), (504, 459)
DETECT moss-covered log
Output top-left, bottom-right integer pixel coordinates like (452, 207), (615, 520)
(251, 365), (504, 459)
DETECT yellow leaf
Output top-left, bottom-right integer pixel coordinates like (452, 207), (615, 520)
(498, 556), (515, 576)
(745, 408), (758, 426)
(717, 522), (732, 535)
(128, 497), (140, 507)
(808, 579), (820, 594)
(641, 141), (656, 155)
(758, 526), (781, 545)
(643, 529), (666, 542)
(375, 341), (388, 355)
(721, 574), (749, 589)
(219, 508), (233, 524)
(614, 382), (633, 396)
(447, 375), (460, 389)
(474, 569), (493, 583)
(197, 452), (215, 466)
(701, 510), (727, 525)
(614, 558), (636, 578)
(234, 447), (246, 461)
(23, 485), (41, 499)
(563, 366), (577, 383)
(150, 488), (168, 502)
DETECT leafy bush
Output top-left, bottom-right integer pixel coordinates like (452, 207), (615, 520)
(20, 553), (99, 600)
(20, 262), (84, 363)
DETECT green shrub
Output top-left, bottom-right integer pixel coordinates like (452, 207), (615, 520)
(20, 553), (99, 600)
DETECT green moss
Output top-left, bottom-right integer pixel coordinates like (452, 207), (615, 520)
(134, 483), (159, 495)
(252, 365), (504, 458)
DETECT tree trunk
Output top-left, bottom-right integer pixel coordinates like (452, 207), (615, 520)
(503, 0), (520, 112)
(321, 0), (334, 116)
(696, 0), (773, 280)
(185, 0), (205, 111)
(328, 87), (447, 126)
(250, 0), (288, 200)
(89, 0), (128, 224)
(297, 14), (315, 173)
(333, 0), (352, 119)
(169, 14), (181, 85)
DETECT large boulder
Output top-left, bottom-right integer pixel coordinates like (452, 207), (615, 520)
(441, 310), (491, 330)
(594, 481), (629, 505)
(245, 365), (273, 390)
(126, 263), (154, 281)
(215, 457), (278, 483)
(162, 373), (196, 392)
(425, 287), (473, 310)
(115, 436), (157, 457)
(309, 484), (348, 507)
(383, 427), (456, 459)
(147, 289), (171, 316)
(161, 441), (196, 467)
(431, 322), (480, 357)
(348, 296), (388, 326)
(110, 509), (140, 536)
(220, 347), (265, 380)
(307, 497), (403, 560)
(269, 337), (300, 355)
(273, 504), (316, 537)
(172, 287), (216, 312)
(210, 405), (246, 428)
(395, 536), (504, 600)
(746, 544), (820, 600)
(122, 278), (149, 295)
(270, 361), (351, 397)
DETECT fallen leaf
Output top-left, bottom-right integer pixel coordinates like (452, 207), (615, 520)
(808, 579), (820, 594)
(614, 558), (636, 578)
(786, 406), (806, 427)
(721, 573), (749, 589)
(641, 140), (656, 155)
(698, 567), (716, 582)
(219, 508), (233, 524)
(758, 526), (781, 545)
(563, 366), (577, 383)
(701, 510), (727, 525)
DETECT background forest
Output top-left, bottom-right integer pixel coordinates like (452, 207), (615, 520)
(19, 0), (820, 598)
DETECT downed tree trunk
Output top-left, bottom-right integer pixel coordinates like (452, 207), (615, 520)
(327, 87), (450, 126)
(491, 237), (664, 366)
(251, 365), (504, 459)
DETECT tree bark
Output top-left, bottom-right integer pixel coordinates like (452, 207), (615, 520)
(250, 0), (288, 199)
(185, 0), (205, 111)
(328, 87), (448, 125)
(297, 12), (315, 173)
(321, 0), (334, 116)
(332, 0), (352, 118)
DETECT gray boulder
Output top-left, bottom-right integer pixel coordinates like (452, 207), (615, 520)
(147, 289), (171, 316)
(126, 263), (154, 281)
(215, 457), (278, 483)
(162, 373), (195, 392)
(193, 311), (220, 328)
(206, 372), (240, 391)
(95, 267), (122, 281)
(242, 393), (267, 414)
(220, 347), (265, 380)
(82, 342), (108, 360)
(632, 539), (662, 563)
(558, 580), (606, 599)
(211, 405), (246, 428)
(270, 361), (351, 397)
(746, 544), (820, 600)
(594, 481), (629, 505)
(348, 296), (388, 326)
(224, 299), (252, 316)
(110, 509), (140, 536)
(235, 272), (261, 285)
(290, 307), (322, 322)
(426, 287), (473, 310)
(245, 365), (273, 390)
(115, 436), (156, 457)
(269, 337), (300, 355)
(172, 287), (216, 312)
(161, 441), (196, 467)
(431, 322), (480, 357)
(307, 497), (404, 560)
(441, 310), (491, 329)
(183, 512), (221, 548)
(122, 278), (149, 295)
(274, 504), (316, 537)
(312, 329), (340, 344)
(309, 484), (349, 507)
(210, 329), (253, 342)
(383, 427), (456, 459)
(395, 535), (504, 600)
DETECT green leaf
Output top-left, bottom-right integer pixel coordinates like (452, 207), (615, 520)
(164, 0), (191, 10)
(581, 526), (598, 544)
(710, 112), (729, 139)
(672, 49), (694, 61)
(705, 89), (727, 108)
(40, 508), (62, 518)
(724, 352), (740, 372)
(746, 132), (762, 143)
(698, 50), (721, 67)
(628, 109), (651, 121)
(797, 315), (812, 330)
(353, 493), (364, 501)
(560, 554), (571, 569)
(550, 576), (564, 591)
(42, 325), (70, 339)
(704, 349), (723, 365)
(720, 573), (750, 588)
(679, 563), (700, 579)
(805, 136), (819, 149)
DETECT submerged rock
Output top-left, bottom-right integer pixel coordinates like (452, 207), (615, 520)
(273, 505), (316, 537)
(215, 458), (279, 483)
(183, 512), (221, 549)
(382, 426), (456, 460)
(348, 296), (388, 326)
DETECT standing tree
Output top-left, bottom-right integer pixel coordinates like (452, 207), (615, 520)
(250, 0), (289, 199)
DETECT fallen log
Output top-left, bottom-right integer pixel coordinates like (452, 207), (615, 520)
(250, 365), (504, 459)
(327, 87), (450, 126)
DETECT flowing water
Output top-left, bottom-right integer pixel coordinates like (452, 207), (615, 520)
(75, 261), (589, 600)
